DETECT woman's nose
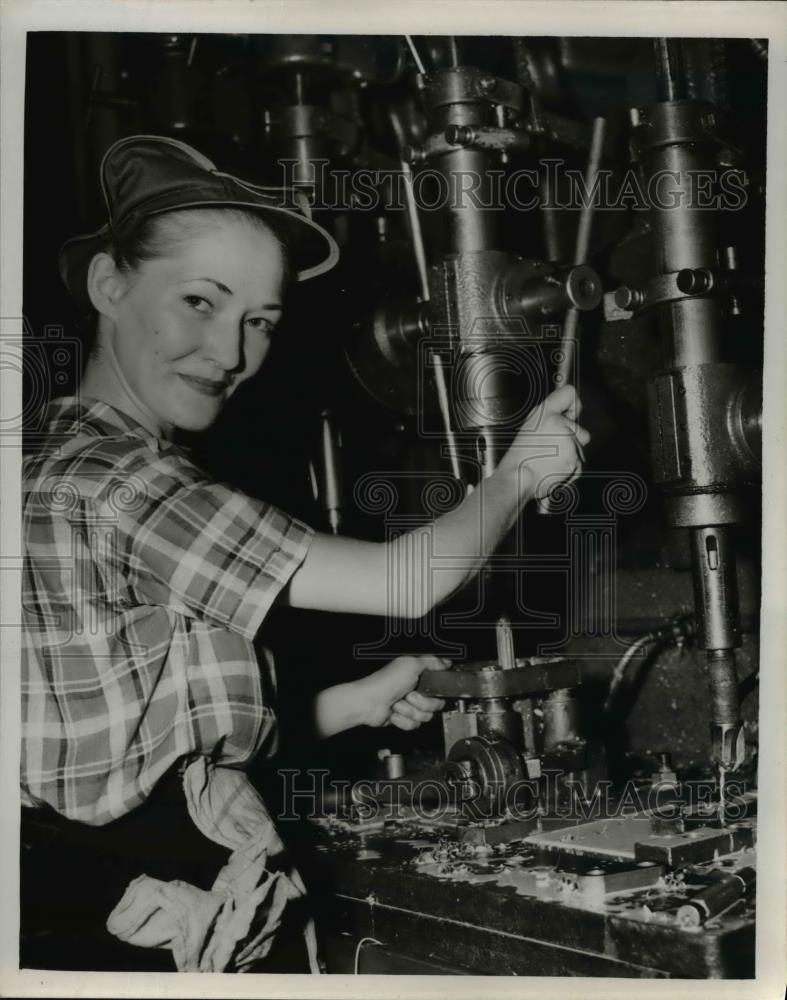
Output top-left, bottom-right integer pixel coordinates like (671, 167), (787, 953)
(203, 321), (244, 374)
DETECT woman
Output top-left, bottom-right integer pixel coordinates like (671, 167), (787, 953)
(21, 135), (589, 971)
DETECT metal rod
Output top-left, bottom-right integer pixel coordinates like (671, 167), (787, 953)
(402, 163), (431, 304)
(390, 107), (462, 486)
(405, 35), (427, 77)
(556, 306), (580, 389)
(389, 109), (430, 303)
(539, 116), (605, 513)
(557, 115), (606, 385)
(311, 409), (344, 536)
(654, 38), (687, 102)
(572, 117), (607, 266)
(540, 175), (562, 262)
(432, 353), (464, 482)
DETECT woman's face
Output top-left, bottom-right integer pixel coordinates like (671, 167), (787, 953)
(100, 218), (286, 434)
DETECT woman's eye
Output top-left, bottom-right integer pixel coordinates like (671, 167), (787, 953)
(183, 295), (212, 313)
(245, 317), (274, 335)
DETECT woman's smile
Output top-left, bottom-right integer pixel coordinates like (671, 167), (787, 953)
(177, 373), (232, 397)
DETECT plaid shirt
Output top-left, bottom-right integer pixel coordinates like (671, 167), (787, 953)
(22, 396), (314, 825)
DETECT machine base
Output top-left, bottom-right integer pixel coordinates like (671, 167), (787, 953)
(300, 805), (757, 978)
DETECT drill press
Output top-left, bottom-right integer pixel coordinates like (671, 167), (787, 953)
(613, 39), (762, 781)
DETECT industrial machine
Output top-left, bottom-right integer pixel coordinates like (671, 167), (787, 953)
(24, 30), (766, 978)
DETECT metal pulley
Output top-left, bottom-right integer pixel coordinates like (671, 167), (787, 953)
(446, 734), (524, 813)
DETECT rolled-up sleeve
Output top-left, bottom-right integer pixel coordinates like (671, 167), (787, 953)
(98, 448), (314, 639)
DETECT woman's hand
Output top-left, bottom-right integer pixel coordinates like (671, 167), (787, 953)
(314, 655), (448, 738)
(357, 654), (449, 731)
(499, 385), (591, 501)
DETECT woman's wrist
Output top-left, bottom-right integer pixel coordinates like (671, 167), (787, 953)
(314, 680), (369, 739)
(488, 459), (536, 509)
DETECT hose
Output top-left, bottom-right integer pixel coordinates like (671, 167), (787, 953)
(604, 615), (695, 712)
(354, 936), (382, 974)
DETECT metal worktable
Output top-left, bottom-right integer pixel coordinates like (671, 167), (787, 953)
(299, 819), (756, 978)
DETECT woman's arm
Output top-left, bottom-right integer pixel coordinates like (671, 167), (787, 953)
(282, 385), (587, 619)
(283, 466), (524, 618)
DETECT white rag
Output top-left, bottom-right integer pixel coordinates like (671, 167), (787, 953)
(106, 756), (320, 973)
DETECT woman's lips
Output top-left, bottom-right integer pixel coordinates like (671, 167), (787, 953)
(178, 374), (229, 398)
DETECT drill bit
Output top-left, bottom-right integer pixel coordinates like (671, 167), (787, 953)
(717, 765), (726, 826)
(708, 650), (746, 773)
